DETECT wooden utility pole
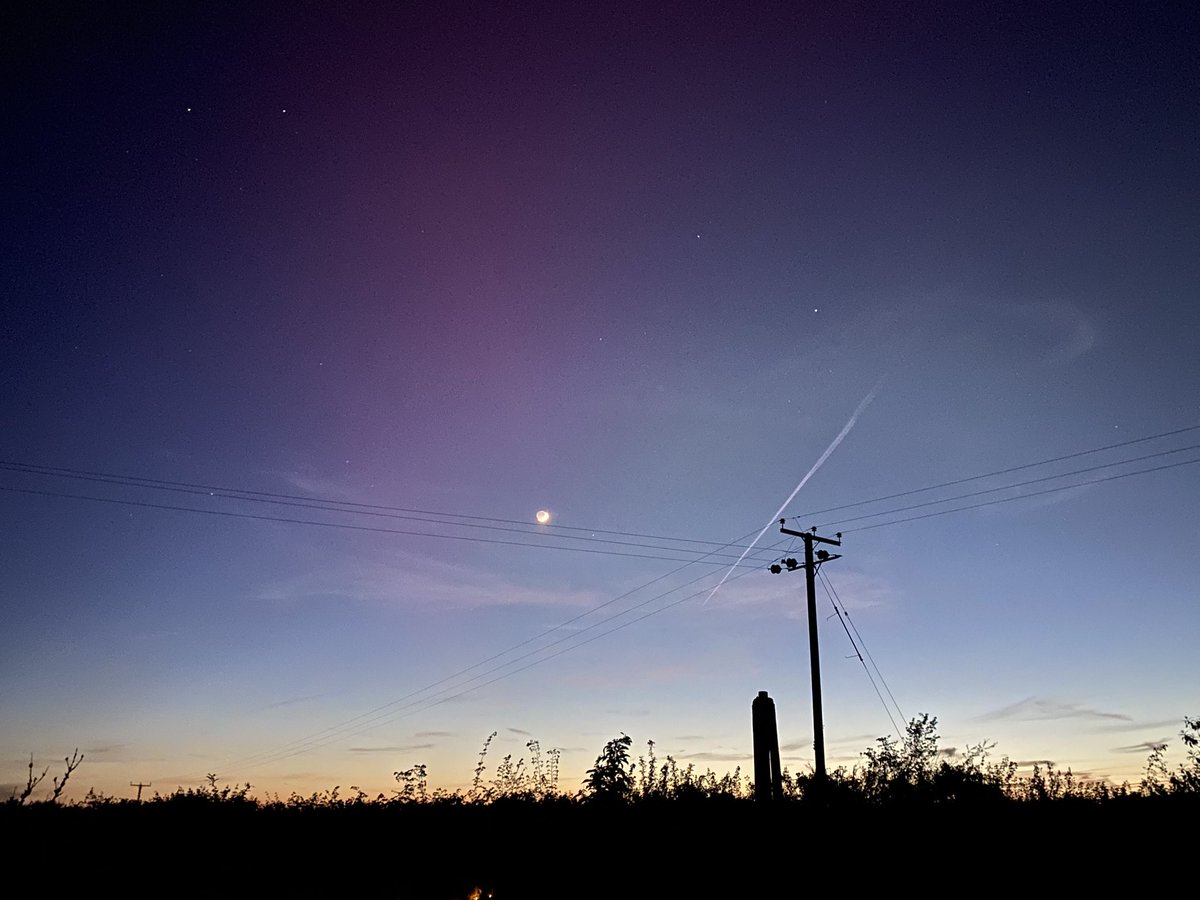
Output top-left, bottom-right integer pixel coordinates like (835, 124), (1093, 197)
(772, 523), (841, 781)
(130, 781), (150, 801)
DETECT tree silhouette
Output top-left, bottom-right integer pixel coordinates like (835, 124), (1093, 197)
(584, 734), (633, 802)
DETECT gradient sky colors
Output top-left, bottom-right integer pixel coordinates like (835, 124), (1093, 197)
(3, 2), (1198, 801)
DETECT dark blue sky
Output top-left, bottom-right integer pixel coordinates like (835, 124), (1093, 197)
(3, 2), (1197, 798)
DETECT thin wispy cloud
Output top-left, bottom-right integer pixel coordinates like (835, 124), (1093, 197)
(958, 300), (1099, 368)
(83, 744), (128, 756)
(259, 550), (606, 611)
(833, 732), (890, 746)
(1094, 718), (1182, 734)
(810, 569), (897, 612)
(1112, 740), (1169, 754)
(261, 694), (325, 710)
(700, 575), (803, 616)
(271, 771), (326, 785)
(567, 660), (700, 690)
(674, 749), (749, 763)
(348, 744), (435, 754)
(1029, 301), (1100, 366)
(827, 752), (864, 765)
(711, 569), (896, 617)
(978, 697), (1132, 723)
(977, 481), (1097, 515)
(277, 472), (360, 502)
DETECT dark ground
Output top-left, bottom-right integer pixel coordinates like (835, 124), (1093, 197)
(8, 796), (1195, 897)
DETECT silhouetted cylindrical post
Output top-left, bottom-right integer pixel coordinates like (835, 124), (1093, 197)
(752, 691), (783, 801)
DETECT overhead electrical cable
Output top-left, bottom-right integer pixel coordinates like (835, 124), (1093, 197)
(235, 545), (784, 770)
(813, 576), (901, 739)
(788, 423), (1200, 521)
(0, 459), (753, 551)
(5, 421), (1196, 556)
(0, 470), (783, 563)
(834, 455), (1200, 533)
(230, 527), (767, 768)
(13, 451), (1191, 566)
(165, 450), (1195, 776)
(240, 538), (786, 764)
(827, 572), (905, 727)
(7, 423), (1197, 772)
(232, 539), (787, 769)
(814, 442), (1200, 529)
(7, 420), (1198, 555)
(820, 569), (905, 736)
(0, 486), (777, 567)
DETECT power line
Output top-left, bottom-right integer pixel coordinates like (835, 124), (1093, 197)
(837, 455), (1200, 533)
(816, 443), (1200, 530)
(230, 528), (766, 768)
(242, 540), (782, 764)
(0, 459), (750, 552)
(6, 421), (1196, 559)
(154, 439), (1198, 775)
(209, 440), (1200, 772)
(254, 556), (775, 767)
(0, 485), (777, 568)
(7, 420), (1198, 557)
(231, 539), (789, 770)
(815, 576), (897, 737)
(788, 423), (1200, 521)
(820, 569), (905, 737)
(9, 424), (1197, 775)
(10, 452), (1191, 557)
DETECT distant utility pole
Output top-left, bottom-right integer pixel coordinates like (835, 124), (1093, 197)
(771, 522), (841, 781)
(130, 781), (151, 801)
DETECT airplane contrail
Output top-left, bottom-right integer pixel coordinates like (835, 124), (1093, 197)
(703, 381), (882, 605)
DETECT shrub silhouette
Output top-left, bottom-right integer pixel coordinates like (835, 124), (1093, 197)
(1171, 715), (1200, 793)
(7, 750), (82, 805)
(15, 714), (1200, 814)
(583, 733), (633, 802)
(859, 712), (941, 801)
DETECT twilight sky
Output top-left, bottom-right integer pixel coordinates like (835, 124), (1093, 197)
(3, 2), (1197, 800)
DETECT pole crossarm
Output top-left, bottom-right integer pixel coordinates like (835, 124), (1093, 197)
(778, 522), (841, 546)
